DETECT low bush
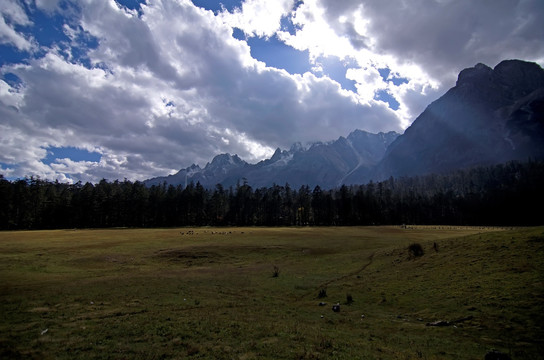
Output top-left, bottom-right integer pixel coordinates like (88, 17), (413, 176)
(272, 265), (280, 277)
(408, 243), (424, 258)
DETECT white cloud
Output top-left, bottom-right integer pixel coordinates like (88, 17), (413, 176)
(277, 1), (354, 61)
(1, 0), (31, 26)
(220, 0), (294, 38)
(0, 0), (34, 51)
(0, 78), (24, 109)
(271, 1), (437, 127)
(35, 0), (62, 13)
(2, 0), (272, 181)
(317, 0), (544, 80)
(275, 0), (544, 128)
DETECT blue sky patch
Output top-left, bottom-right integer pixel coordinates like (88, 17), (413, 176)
(280, 0), (304, 35)
(378, 67), (409, 86)
(375, 90), (400, 110)
(378, 68), (390, 81)
(60, 26), (99, 68)
(0, 4), (100, 69)
(390, 75), (409, 86)
(43, 147), (101, 165)
(232, 27), (245, 40)
(0, 162), (15, 169)
(191, 0), (243, 13)
(248, 35), (310, 75)
(1, 72), (23, 87)
(317, 56), (357, 92)
(116, 0), (145, 11)
(280, 15), (301, 36)
(31, 7), (69, 48)
(292, 0), (304, 10)
(0, 45), (29, 66)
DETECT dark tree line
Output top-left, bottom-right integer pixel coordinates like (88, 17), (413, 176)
(1, 160), (543, 230)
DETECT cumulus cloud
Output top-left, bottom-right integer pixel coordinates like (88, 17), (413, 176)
(0, 0), (34, 51)
(35, 0), (62, 13)
(318, 0), (544, 80)
(220, 0), (294, 38)
(276, 0), (544, 124)
(0, 0), (398, 182)
(0, 0), (543, 183)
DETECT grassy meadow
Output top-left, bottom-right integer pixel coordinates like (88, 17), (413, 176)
(0, 226), (542, 359)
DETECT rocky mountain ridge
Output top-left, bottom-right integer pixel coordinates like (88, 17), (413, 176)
(144, 129), (399, 189)
(145, 59), (544, 189)
(375, 59), (544, 180)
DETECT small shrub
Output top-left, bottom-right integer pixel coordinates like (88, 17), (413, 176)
(318, 288), (327, 298)
(408, 243), (424, 258)
(272, 265), (280, 278)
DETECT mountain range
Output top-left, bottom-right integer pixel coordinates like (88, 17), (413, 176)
(145, 59), (544, 189)
(144, 130), (399, 189)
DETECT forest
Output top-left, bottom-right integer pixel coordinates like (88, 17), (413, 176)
(1, 160), (543, 230)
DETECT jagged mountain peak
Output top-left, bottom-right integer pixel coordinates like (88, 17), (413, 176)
(145, 129), (399, 189)
(376, 59), (544, 181)
(289, 142), (307, 153)
(455, 60), (544, 97)
(347, 129), (399, 143)
(456, 62), (492, 87)
(493, 59), (544, 99)
(144, 59), (544, 189)
(206, 153), (245, 168)
(268, 147), (292, 164)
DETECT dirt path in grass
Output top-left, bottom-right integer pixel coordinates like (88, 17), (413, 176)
(298, 251), (376, 300)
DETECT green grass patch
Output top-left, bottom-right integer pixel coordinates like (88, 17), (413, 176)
(0, 226), (542, 359)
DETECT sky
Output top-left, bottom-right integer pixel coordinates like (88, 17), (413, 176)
(1, 0), (543, 183)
